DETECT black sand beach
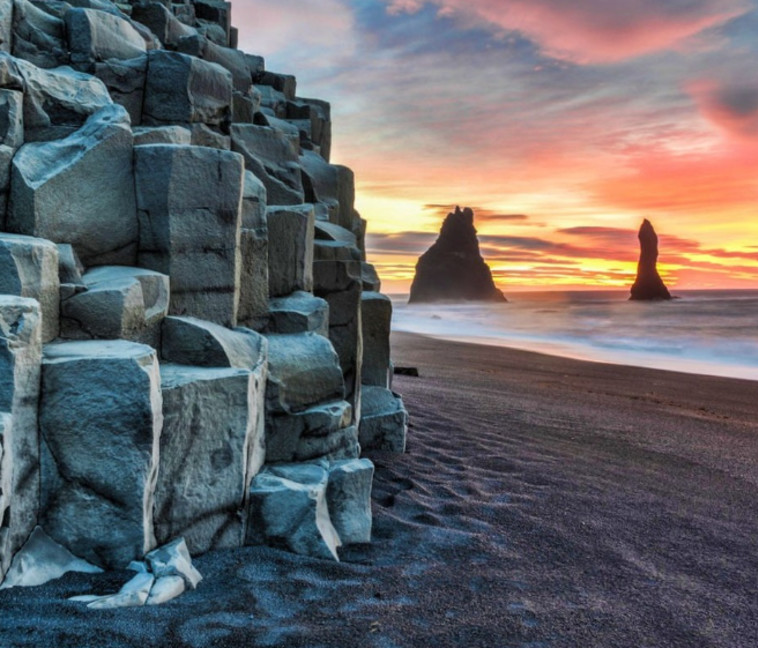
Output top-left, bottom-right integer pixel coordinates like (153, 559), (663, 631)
(2, 331), (758, 647)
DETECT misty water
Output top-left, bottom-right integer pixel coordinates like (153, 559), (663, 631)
(391, 290), (758, 381)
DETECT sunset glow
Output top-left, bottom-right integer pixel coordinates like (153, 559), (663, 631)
(239, 1), (758, 292)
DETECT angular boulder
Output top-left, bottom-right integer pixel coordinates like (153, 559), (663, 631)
(143, 50), (232, 128)
(267, 204), (314, 298)
(66, 7), (147, 68)
(265, 291), (329, 338)
(0, 297), (42, 583)
(8, 104), (137, 267)
(0, 89), (23, 149)
(0, 1), (11, 53)
(265, 332), (344, 415)
(60, 266), (170, 347)
(0, 234), (59, 342)
(93, 56), (148, 126)
(11, 0), (68, 69)
(155, 364), (266, 553)
(39, 340), (163, 569)
(237, 171), (268, 330)
(361, 291), (392, 389)
(327, 459), (374, 545)
(135, 144), (244, 326)
(359, 386), (408, 453)
(231, 123), (304, 205)
(246, 463), (341, 561)
(133, 125), (192, 147)
(161, 316), (267, 370)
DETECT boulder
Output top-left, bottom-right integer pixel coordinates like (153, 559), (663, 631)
(232, 87), (259, 124)
(300, 150), (355, 229)
(630, 219), (672, 301)
(93, 56), (148, 125)
(265, 399), (353, 464)
(8, 104), (138, 267)
(39, 340), (163, 569)
(84, 572), (154, 609)
(133, 125), (192, 146)
(129, 2), (196, 49)
(359, 386), (408, 453)
(361, 291), (392, 388)
(292, 97), (331, 161)
(361, 262), (381, 292)
(190, 123), (230, 150)
(246, 463), (341, 561)
(0, 526), (102, 589)
(267, 204), (314, 298)
(0, 234), (59, 342)
(5, 54), (113, 142)
(161, 315), (267, 370)
(145, 537), (202, 589)
(193, 0), (232, 46)
(326, 459), (374, 544)
(230, 123), (304, 205)
(11, 0), (68, 69)
(0, 89), (23, 149)
(135, 144), (244, 327)
(155, 365), (266, 553)
(409, 206), (507, 303)
(65, 7), (146, 68)
(60, 266), (170, 347)
(265, 332), (344, 415)
(175, 33), (252, 92)
(0, 297), (42, 584)
(143, 50), (232, 128)
(237, 171), (268, 330)
(265, 291), (329, 338)
(313, 259), (363, 422)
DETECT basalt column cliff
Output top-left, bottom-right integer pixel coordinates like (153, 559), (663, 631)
(409, 206), (506, 303)
(630, 219), (672, 301)
(0, 0), (408, 594)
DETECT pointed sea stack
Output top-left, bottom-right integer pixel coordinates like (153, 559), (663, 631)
(630, 219), (672, 300)
(409, 206), (506, 303)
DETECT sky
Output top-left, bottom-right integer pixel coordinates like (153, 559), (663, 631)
(237, 0), (758, 293)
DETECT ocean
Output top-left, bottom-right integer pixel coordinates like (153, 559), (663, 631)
(390, 290), (758, 381)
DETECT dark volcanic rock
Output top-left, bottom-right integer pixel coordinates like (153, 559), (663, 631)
(630, 219), (672, 301)
(409, 206), (506, 303)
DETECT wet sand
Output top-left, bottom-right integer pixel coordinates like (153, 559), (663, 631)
(2, 331), (758, 647)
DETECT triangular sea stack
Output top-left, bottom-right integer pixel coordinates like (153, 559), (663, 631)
(409, 206), (506, 303)
(630, 219), (672, 300)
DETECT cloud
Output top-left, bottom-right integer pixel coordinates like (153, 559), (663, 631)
(381, 0), (752, 63)
(690, 78), (758, 139)
(422, 204), (529, 222)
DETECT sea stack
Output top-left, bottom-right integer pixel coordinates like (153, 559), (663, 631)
(409, 206), (506, 303)
(630, 219), (672, 300)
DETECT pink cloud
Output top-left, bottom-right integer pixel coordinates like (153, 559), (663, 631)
(690, 79), (758, 140)
(384, 0), (751, 63)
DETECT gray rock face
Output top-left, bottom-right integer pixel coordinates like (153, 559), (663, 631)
(265, 332), (344, 415)
(176, 33), (252, 93)
(267, 205), (314, 298)
(326, 459), (373, 544)
(246, 463), (341, 561)
(143, 50), (232, 128)
(161, 316), (267, 370)
(11, 0), (68, 69)
(135, 144), (244, 327)
(39, 340), (163, 569)
(155, 364), (266, 553)
(0, 1), (11, 53)
(133, 125), (192, 147)
(93, 56), (147, 125)
(9, 104), (137, 267)
(0, 234), (59, 343)
(231, 123), (304, 205)
(130, 2), (196, 49)
(359, 386), (408, 453)
(266, 399), (354, 464)
(0, 89), (23, 149)
(66, 7), (147, 67)
(237, 171), (268, 330)
(361, 291), (392, 389)
(266, 291), (329, 338)
(60, 266), (170, 347)
(300, 151), (355, 229)
(0, 297), (42, 583)
(4, 53), (113, 142)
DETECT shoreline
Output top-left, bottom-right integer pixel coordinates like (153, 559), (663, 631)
(2, 332), (757, 647)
